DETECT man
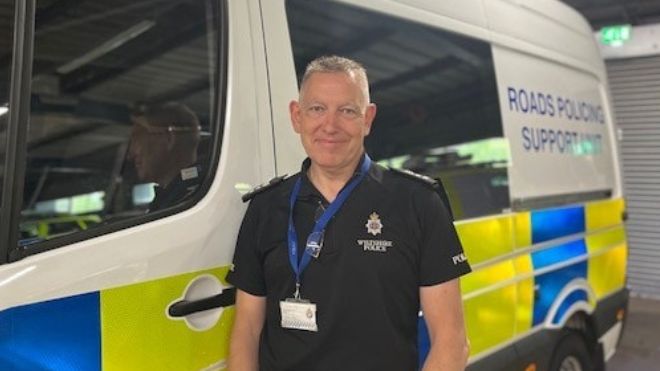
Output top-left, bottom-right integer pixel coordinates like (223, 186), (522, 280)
(128, 102), (202, 211)
(227, 56), (471, 371)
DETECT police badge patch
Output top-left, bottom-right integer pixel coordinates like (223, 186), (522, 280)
(365, 212), (383, 236)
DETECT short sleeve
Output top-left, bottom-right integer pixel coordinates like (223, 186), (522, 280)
(418, 191), (472, 286)
(226, 200), (267, 296)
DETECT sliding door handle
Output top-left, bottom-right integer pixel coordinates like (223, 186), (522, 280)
(168, 287), (236, 317)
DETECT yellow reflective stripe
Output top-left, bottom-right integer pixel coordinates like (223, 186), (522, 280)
(586, 226), (626, 253)
(585, 198), (624, 231)
(584, 197), (627, 300)
(514, 211), (532, 249)
(461, 260), (516, 355)
(587, 244), (627, 300)
(456, 215), (515, 265)
(513, 254), (534, 334)
(101, 266), (233, 371)
(586, 226), (627, 299)
(461, 259), (515, 295)
(457, 213), (525, 356)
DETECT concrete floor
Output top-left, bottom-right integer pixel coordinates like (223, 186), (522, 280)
(607, 296), (660, 371)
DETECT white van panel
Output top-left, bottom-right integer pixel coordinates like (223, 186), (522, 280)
(484, 0), (604, 77)
(0, 0), (269, 309)
(389, 0), (487, 29)
(493, 45), (615, 203)
(500, 0), (593, 35)
(259, 0), (305, 176)
(598, 81), (624, 199)
(337, 0), (490, 41)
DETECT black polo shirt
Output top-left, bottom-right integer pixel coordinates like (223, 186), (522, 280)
(227, 157), (471, 371)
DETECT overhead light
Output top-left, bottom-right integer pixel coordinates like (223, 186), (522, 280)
(56, 19), (155, 74)
(0, 105), (8, 117)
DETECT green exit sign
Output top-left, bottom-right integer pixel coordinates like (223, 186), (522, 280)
(600, 25), (631, 46)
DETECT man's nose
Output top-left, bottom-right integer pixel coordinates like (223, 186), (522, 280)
(320, 110), (341, 133)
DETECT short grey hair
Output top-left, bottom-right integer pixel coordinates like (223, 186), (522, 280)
(300, 55), (371, 104)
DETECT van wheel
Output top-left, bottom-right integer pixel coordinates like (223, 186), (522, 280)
(549, 331), (594, 371)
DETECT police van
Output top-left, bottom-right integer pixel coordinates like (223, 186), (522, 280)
(0, 0), (628, 370)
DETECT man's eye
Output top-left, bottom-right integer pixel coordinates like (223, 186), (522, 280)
(308, 106), (325, 113)
(340, 108), (359, 117)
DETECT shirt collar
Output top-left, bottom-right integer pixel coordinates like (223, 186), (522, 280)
(297, 153), (377, 201)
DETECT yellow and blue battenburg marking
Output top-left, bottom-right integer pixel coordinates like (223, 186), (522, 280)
(531, 206), (587, 326)
(0, 267), (234, 371)
(0, 199), (626, 370)
(0, 292), (101, 371)
(418, 198), (627, 364)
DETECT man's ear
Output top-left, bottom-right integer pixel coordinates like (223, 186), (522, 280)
(364, 103), (377, 136)
(290, 100), (302, 134)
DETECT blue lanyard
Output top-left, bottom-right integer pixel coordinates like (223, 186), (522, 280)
(287, 154), (372, 297)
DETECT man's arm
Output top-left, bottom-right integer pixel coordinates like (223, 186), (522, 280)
(420, 278), (469, 371)
(228, 289), (266, 371)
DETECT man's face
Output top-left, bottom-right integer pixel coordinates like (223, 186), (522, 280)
(290, 72), (376, 173)
(128, 116), (170, 183)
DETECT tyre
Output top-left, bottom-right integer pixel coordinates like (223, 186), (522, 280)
(549, 330), (595, 371)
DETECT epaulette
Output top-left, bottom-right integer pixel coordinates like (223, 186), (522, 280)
(241, 174), (289, 202)
(388, 167), (454, 220)
(388, 167), (438, 188)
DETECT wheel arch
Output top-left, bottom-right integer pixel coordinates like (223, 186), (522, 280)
(546, 279), (606, 371)
(545, 278), (596, 329)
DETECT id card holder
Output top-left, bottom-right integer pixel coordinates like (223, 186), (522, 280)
(305, 231), (324, 258)
(280, 298), (318, 332)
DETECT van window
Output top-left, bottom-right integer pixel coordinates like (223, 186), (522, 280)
(286, 0), (509, 220)
(17, 0), (222, 249)
(0, 0), (14, 210)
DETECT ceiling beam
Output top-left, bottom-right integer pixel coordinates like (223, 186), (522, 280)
(59, 1), (210, 94)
